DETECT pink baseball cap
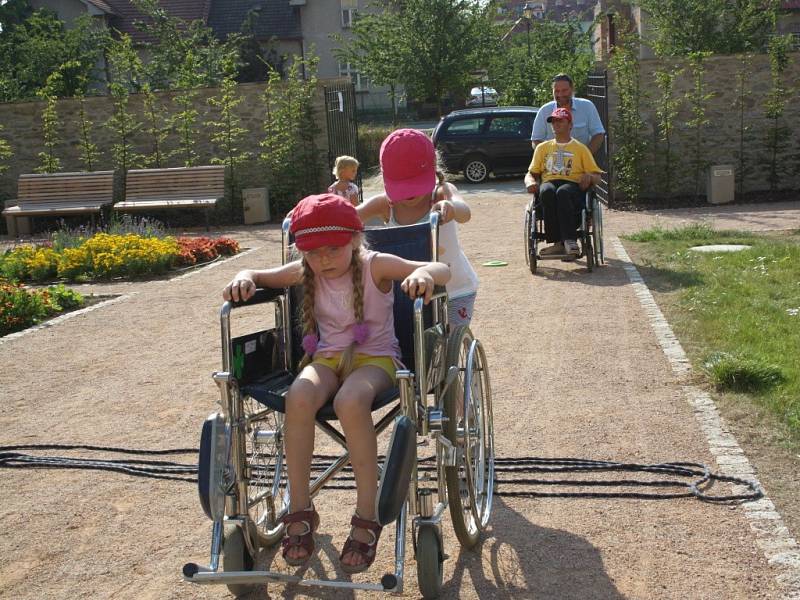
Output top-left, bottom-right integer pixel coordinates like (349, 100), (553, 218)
(379, 129), (437, 203)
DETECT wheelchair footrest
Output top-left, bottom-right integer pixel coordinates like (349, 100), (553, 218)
(376, 415), (416, 526)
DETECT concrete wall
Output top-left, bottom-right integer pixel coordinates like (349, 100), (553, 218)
(607, 52), (800, 199)
(0, 78), (347, 202)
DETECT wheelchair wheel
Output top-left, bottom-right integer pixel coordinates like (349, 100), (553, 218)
(524, 204), (537, 275)
(222, 524), (256, 598)
(416, 524), (444, 599)
(592, 196), (604, 265)
(242, 396), (288, 547)
(583, 232), (594, 272)
(444, 326), (495, 549)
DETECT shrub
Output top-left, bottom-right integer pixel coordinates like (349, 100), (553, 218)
(0, 246), (60, 282)
(57, 234), (180, 280)
(0, 278), (85, 336)
(213, 237), (240, 256)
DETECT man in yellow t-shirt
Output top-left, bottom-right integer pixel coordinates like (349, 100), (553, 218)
(524, 107), (602, 259)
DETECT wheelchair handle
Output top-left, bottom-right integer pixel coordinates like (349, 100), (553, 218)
(224, 287), (284, 311)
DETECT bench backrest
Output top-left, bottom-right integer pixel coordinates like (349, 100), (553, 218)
(125, 166), (225, 200)
(17, 171), (114, 203)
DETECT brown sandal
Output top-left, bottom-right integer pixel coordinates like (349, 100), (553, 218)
(339, 514), (383, 574)
(281, 505), (320, 566)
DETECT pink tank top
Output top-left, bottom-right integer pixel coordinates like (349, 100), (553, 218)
(313, 250), (400, 360)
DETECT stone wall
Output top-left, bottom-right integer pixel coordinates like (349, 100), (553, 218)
(607, 52), (800, 199)
(0, 78), (348, 205)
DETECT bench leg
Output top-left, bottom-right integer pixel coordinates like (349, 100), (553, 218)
(205, 209), (210, 232)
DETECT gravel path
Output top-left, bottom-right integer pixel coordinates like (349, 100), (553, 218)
(1, 180), (798, 599)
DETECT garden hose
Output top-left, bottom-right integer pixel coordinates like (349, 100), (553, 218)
(0, 443), (762, 503)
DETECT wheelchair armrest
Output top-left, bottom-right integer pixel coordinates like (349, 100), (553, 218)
(227, 287), (284, 309)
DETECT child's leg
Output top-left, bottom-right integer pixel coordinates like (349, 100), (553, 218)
(333, 365), (392, 568)
(284, 363), (339, 560)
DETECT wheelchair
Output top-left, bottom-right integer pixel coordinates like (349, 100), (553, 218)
(523, 186), (605, 274)
(182, 213), (495, 598)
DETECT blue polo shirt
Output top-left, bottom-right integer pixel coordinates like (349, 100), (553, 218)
(531, 97), (605, 147)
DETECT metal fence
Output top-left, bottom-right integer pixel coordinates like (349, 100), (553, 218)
(323, 82), (363, 203)
(586, 70), (614, 207)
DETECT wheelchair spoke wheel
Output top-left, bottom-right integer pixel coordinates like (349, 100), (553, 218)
(243, 396), (288, 547)
(222, 524), (256, 598)
(593, 197), (605, 265)
(444, 326), (494, 549)
(416, 524), (444, 599)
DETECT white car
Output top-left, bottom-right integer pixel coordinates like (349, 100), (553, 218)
(466, 86), (498, 107)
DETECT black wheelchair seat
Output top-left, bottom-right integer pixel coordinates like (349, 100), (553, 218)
(241, 372), (399, 421)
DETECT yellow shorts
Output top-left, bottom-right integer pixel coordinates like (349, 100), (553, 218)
(312, 353), (398, 383)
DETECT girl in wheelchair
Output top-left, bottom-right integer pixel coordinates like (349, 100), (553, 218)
(222, 193), (449, 574)
(357, 128), (479, 326)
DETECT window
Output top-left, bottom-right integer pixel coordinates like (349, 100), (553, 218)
(338, 62), (369, 91)
(341, 8), (356, 28)
(487, 116), (532, 138)
(443, 118), (484, 136)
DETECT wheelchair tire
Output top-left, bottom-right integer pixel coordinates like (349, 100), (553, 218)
(222, 524), (256, 598)
(444, 326), (495, 549)
(584, 234), (594, 272)
(242, 396), (288, 548)
(593, 197), (605, 265)
(524, 205), (537, 275)
(416, 524), (444, 599)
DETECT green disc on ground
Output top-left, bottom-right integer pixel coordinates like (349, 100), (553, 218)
(481, 260), (508, 267)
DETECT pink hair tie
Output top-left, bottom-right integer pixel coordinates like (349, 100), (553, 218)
(302, 334), (318, 355)
(353, 322), (369, 345)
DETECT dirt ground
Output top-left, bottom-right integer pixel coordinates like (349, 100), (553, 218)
(1, 178), (799, 599)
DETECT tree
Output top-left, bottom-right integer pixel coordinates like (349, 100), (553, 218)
(0, 123), (12, 177)
(131, 0), (238, 90)
(332, 10), (407, 125)
(261, 55), (322, 216)
(763, 35), (793, 193)
(608, 15), (646, 201)
(35, 71), (63, 174)
(652, 66), (683, 195)
(632, 0), (779, 56)
(106, 34), (144, 173)
(0, 8), (109, 101)
(683, 51), (714, 200)
(491, 15), (595, 107)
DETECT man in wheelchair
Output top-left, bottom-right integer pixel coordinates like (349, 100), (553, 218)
(524, 107), (602, 260)
(222, 193), (449, 574)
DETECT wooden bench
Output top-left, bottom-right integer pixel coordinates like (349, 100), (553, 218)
(114, 166), (226, 229)
(2, 171), (115, 237)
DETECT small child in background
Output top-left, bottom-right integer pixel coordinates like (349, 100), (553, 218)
(328, 155), (360, 206)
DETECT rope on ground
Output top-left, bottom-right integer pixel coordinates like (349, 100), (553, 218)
(0, 444), (762, 503)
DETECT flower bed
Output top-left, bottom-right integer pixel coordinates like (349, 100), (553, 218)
(1, 279), (85, 336)
(1, 234), (241, 283)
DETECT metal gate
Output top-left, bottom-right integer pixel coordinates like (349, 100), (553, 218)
(586, 70), (614, 206)
(323, 82), (362, 202)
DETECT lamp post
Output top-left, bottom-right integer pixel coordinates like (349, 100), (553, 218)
(522, 2), (533, 58)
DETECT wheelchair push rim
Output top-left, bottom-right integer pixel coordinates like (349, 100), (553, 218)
(241, 396), (288, 547)
(444, 326), (495, 548)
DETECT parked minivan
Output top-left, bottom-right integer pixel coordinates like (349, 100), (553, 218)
(431, 106), (538, 183)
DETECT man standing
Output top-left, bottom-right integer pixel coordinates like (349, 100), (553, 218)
(531, 73), (605, 156)
(524, 108), (602, 259)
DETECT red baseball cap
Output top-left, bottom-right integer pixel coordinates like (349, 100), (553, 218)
(547, 107), (572, 123)
(380, 128), (437, 203)
(290, 193), (363, 251)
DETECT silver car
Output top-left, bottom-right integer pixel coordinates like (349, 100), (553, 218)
(466, 86), (498, 107)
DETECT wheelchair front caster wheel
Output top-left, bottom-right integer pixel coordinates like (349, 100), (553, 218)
(416, 524), (444, 599)
(222, 525), (256, 598)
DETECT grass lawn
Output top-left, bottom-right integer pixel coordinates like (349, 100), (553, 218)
(622, 224), (800, 444)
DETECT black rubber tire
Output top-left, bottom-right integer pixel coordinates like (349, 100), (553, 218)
(443, 326), (481, 549)
(416, 525), (444, 599)
(222, 525), (256, 598)
(529, 208), (538, 275)
(462, 156), (489, 184)
(584, 233), (594, 272)
(524, 206), (537, 275)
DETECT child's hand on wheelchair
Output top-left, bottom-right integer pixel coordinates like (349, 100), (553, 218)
(223, 277), (256, 302)
(432, 200), (455, 224)
(401, 269), (435, 303)
(579, 173), (595, 191)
